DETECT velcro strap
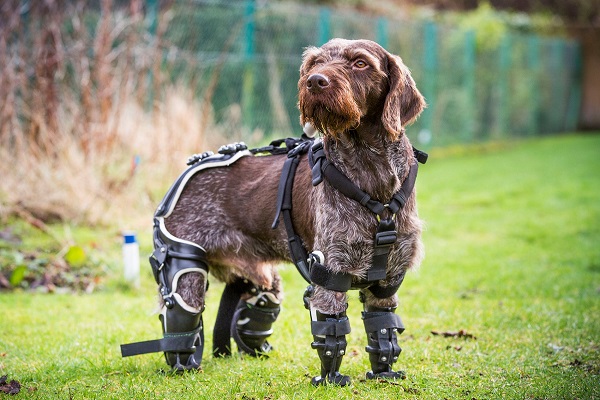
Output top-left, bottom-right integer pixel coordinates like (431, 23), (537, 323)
(362, 312), (404, 333)
(311, 318), (351, 337)
(369, 246), (390, 281)
(120, 328), (201, 357)
(236, 328), (274, 338)
(244, 305), (280, 323)
(309, 262), (352, 292)
(367, 281), (402, 299)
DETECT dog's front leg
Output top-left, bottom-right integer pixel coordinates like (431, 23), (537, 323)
(304, 285), (351, 386)
(359, 289), (406, 380)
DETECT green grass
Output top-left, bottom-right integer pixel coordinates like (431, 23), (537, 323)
(1, 133), (599, 399)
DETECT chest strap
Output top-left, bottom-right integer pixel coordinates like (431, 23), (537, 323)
(269, 136), (426, 297)
(307, 140), (425, 292)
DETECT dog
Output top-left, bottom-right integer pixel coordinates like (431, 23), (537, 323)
(156, 38), (425, 385)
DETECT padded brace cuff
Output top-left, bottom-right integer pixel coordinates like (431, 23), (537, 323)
(363, 312), (404, 334)
(311, 318), (351, 337)
(310, 262), (352, 292)
(231, 291), (280, 356)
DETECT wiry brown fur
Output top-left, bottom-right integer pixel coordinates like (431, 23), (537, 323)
(165, 38), (425, 319)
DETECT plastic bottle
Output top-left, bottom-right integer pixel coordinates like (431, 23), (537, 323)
(122, 231), (140, 288)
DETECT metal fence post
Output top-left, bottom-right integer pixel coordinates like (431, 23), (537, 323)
(146, 0), (159, 110)
(464, 29), (476, 142)
(376, 17), (388, 50)
(422, 21), (437, 142)
(497, 34), (512, 137)
(565, 43), (583, 131)
(527, 35), (540, 135)
(318, 7), (331, 45)
(242, 0), (256, 130)
(552, 39), (567, 133)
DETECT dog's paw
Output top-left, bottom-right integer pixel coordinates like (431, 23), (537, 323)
(366, 370), (406, 380)
(311, 372), (351, 387)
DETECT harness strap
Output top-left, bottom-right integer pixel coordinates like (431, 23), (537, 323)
(388, 160), (419, 214)
(269, 135), (426, 295)
(308, 139), (425, 291)
(271, 139), (314, 283)
(309, 261), (353, 292)
(370, 218), (397, 281)
(310, 142), (386, 216)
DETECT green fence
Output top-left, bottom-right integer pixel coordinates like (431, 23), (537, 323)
(8, 0), (582, 149)
(150, 0), (581, 148)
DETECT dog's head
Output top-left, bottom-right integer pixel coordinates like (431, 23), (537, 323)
(298, 38), (425, 140)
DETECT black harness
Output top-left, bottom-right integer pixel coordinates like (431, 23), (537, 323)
(268, 136), (427, 298)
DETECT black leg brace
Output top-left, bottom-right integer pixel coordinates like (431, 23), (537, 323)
(305, 285), (352, 387)
(229, 280), (281, 357)
(310, 310), (352, 386)
(362, 305), (405, 380)
(160, 296), (204, 371)
(120, 221), (208, 372)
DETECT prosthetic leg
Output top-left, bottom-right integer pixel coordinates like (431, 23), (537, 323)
(362, 303), (406, 380)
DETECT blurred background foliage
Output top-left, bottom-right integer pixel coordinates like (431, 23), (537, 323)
(0, 0), (595, 233)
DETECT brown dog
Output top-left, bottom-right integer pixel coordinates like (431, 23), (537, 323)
(160, 38), (425, 385)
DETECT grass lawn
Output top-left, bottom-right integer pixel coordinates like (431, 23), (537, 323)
(1, 133), (599, 399)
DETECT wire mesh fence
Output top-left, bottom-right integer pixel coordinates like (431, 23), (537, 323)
(2, 0), (582, 150)
(148, 0), (583, 148)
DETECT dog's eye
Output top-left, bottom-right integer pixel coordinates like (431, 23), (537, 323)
(353, 59), (368, 69)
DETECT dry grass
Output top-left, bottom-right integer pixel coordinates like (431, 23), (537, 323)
(0, 1), (228, 227)
(0, 88), (211, 226)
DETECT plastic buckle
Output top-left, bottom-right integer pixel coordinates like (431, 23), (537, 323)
(375, 231), (397, 247)
(288, 140), (310, 158)
(311, 160), (324, 186)
(311, 139), (324, 153)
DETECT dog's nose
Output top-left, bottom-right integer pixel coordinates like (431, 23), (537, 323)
(306, 74), (330, 93)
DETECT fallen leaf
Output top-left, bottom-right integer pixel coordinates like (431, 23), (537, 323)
(431, 329), (477, 340)
(0, 375), (21, 395)
(9, 265), (28, 287)
(64, 245), (87, 268)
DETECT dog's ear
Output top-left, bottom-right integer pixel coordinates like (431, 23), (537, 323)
(382, 53), (426, 139)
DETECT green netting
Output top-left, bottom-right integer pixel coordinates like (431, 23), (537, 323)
(12, 0), (582, 149)
(153, 0), (581, 148)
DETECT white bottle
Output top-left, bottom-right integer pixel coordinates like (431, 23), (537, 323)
(122, 231), (140, 288)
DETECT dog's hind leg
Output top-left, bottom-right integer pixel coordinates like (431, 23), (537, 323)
(359, 289), (406, 380)
(228, 271), (282, 357)
(212, 276), (282, 358)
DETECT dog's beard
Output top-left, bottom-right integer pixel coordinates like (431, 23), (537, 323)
(299, 81), (362, 138)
